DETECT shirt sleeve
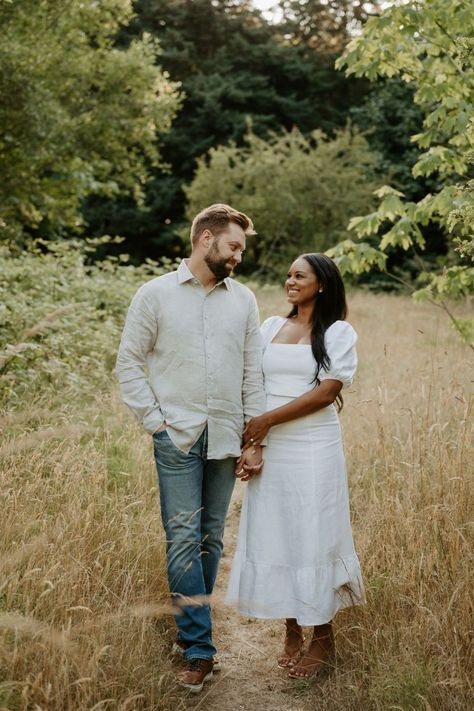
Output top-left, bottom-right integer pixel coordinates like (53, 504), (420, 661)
(115, 285), (165, 434)
(318, 321), (357, 388)
(242, 292), (266, 424)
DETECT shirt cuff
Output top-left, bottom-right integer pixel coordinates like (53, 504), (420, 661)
(142, 409), (165, 434)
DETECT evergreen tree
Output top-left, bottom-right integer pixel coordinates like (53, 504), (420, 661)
(85, 0), (369, 261)
(278, 0), (381, 52)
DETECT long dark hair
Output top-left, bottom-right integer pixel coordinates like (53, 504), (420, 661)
(287, 253), (347, 411)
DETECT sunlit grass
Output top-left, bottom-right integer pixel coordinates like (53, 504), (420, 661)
(0, 288), (472, 710)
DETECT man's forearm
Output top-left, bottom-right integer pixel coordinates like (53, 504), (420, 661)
(116, 361), (164, 433)
(116, 295), (163, 433)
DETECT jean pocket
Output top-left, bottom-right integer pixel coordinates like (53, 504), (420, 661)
(153, 429), (170, 441)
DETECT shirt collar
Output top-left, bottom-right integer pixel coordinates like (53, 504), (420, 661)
(177, 259), (231, 290)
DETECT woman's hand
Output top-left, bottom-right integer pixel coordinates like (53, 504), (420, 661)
(242, 414), (271, 447)
(235, 445), (264, 481)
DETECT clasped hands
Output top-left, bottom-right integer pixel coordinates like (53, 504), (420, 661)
(235, 414), (272, 482)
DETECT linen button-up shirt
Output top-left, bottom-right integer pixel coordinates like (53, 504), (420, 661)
(115, 259), (265, 459)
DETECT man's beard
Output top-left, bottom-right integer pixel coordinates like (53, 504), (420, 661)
(204, 244), (233, 281)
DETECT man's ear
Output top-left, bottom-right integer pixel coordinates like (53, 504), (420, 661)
(198, 229), (213, 250)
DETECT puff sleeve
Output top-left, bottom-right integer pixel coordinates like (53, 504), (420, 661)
(260, 316), (284, 351)
(318, 321), (357, 388)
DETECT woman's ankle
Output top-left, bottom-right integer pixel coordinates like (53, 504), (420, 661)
(311, 621), (332, 641)
(286, 618), (303, 635)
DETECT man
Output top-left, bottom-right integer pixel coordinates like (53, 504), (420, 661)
(116, 204), (265, 692)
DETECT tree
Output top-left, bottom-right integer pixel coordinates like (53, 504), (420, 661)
(332, 0), (474, 346)
(185, 126), (383, 278)
(85, 0), (370, 261)
(351, 79), (433, 202)
(0, 0), (180, 243)
(278, 0), (381, 53)
(349, 79), (449, 288)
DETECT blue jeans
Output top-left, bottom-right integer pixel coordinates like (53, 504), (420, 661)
(153, 427), (236, 660)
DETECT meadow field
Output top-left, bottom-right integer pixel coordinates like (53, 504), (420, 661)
(2, 0), (473, 707)
(0, 270), (472, 710)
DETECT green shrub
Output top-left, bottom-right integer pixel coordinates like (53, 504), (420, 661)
(185, 126), (383, 279)
(0, 240), (173, 408)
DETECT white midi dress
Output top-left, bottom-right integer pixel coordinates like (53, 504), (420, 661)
(226, 316), (365, 625)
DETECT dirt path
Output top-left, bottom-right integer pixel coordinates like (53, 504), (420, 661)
(184, 483), (315, 711)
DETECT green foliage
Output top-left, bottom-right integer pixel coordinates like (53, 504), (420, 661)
(0, 0), (180, 243)
(85, 0), (370, 260)
(327, 239), (387, 276)
(0, 240), (174, 408)
(278, 0), (381, 53)
(350, 79), (439, 201)
(335, 0), (474, 346)
(185, 126), (382, 278)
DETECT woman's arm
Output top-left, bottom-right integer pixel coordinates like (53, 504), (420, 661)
(242, 379), (342, 445)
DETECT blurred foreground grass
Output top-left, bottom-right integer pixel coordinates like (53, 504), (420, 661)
(0, 246), (472, 709)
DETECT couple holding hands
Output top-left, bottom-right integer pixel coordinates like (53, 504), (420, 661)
(116, 203), (364, 693)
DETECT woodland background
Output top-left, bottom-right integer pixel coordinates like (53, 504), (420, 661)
(0, 2), (473, 709)
(1, 0), (466, 279)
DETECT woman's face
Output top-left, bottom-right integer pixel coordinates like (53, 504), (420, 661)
(285, 257), (320, 307)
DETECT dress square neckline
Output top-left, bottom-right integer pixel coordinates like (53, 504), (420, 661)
(269, 317), (311, 346)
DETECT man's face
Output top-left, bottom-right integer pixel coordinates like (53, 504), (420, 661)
(204, 222), (246, 280)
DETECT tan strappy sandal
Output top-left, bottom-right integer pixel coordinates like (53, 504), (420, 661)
(277, 619), (305, 669)
(288, 623), (335, 679)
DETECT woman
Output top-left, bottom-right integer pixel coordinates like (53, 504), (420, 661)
(226, 253), (364, 679)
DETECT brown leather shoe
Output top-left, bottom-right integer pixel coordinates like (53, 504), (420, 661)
(176, 658), (214, 693)
(171, 638), (221, 671)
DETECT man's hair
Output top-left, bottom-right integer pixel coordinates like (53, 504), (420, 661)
(190, 203), (256, 245)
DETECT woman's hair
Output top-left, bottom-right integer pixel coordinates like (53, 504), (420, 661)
(287, 253), (347, 411)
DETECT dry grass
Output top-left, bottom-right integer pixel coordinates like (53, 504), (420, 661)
(256, 287), (473, 711)
(1, 289), (473, 710)
(0, 401), (178, 710)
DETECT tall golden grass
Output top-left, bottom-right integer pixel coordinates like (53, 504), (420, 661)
(257, 287), (473, 711)
(0, 289), (472, 710)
